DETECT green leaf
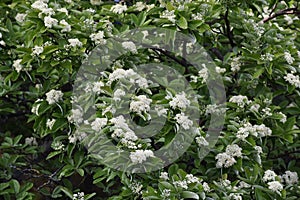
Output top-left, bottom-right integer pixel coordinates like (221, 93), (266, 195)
(181, 191), (199, 199)
(10, 179), (20, 194)
(59, 186), (73, 199)
(177, 16), (188, 29)
(46, 151), (61, 160)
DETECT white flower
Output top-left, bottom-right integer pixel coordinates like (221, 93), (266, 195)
(44, 16), (58, 28)
(91, 118), (107, 132)
(198, 66), (208, 83)
(130, 149), (154, 164)
(174, 113), (193, 130)
(159, 172), (169, 180)
(135, 77), (149, 89)
(90, 0), (102, 5)
(72, 192), (84, 200)
(25, 137), (38, 146)
(230, 57), (241, 72)
(202, 182), (210, 192)
(173, 180), (188, 189)
(40, 7), (55, 17)
(46, 119), (56, 130)
(262, 107), (272, 117)
(122, 41), (137, 53)
(45, 89), (63, 104)
(229, 193), (242, 200)
(110, 4), (127, 14)
(0, 40), (5, 46)
(68, 108), (83, 124)
(108, 68), (127, 82)
(113, 89), (126, 101)
(216, 152), (236, 168)
(250, 103), (260, 112)
(261, 53), (274, 62)
(216, 66), (226, 73)
(110, 115), (128, 129)
(68, 38), (82, 47)
(229, 95), (249, 108)
(135, 2), (146, 11)
(15, 13), (27, 23)
(186, 174), (200, 184)
(195, 136), (209, 147)
(13, 59), (23, 73)
(254, 124), (272, 137)
(284, 72), (300, 88)
(60, 20), (71, 32)
(284, 51), (294, 64)
(278, 112), (287, 123)
(160, 10), (176, 23)
(130, 95), (152, 114)
(205, 104), (227, 115)
(169, 92), (190, 109)
(284, 15), (293, 25)
(32, 0), (48, 11)
(32, 46), (44, 56)
(267, 181), (283, 193)
(254, 146), (263, 154)
(57, 8), (68, 15)
(92, 81), (104, 94)
(282, 171), (298, 184)
(90, 31), (106, 45)
(154, 105), (167, 117)
(52, 141), (64, 151)
(226, 144), (242, 157)
(263, 170), (277, 182)
(161, 189), (171, 198)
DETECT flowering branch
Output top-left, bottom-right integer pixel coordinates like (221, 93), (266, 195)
(262, 7), (300, 23)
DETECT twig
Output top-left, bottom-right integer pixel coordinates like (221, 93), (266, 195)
(262, 8), (300, 23)
(224, 8), (235, 48)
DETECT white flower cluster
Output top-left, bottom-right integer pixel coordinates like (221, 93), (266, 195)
(15, 13), (27, 23)
(68, 38), (83, 48)
(91, 117), (107, 132)
(110, 4), (128, 14)
(195, 136), (209, 147)
(160, 10), (176, 23)
(284, 51), (294, 64)
(236, 122), (272, 140)
(90, 31), (106, 45)
(216, 144), (242, 168)
(44, 16), (58, 28)
(159, 172), (169, 180)
(262, 170), (283, 192)
(122, 41), (137, 54)
(46, 89), (63, 104)
(113, 89), (126, 101)
(68, 108), (83, 124)
(90, 0), (102, 5)
(205, 104), (227, 116)
(31, 46), (44, 56)
(261, 53), (274, 62)
(46, 118), (56, 130)
(25, 137), (38, 146)
(282, 171), (299, 185)
(129, 149), (154, 164)
(284, 72), (300, 88)
(60, 19), (71, 32)
(230, 57), (241, 72)
(169, 92), (190, 110)
(108, 68), (148, 88)
(174, 112), (193, 130)
(198, 66), (209, 84)
(130, 95), (152, 115)
(267, 181), (283, 193)
(72, 192), (84, 200)
(229, 193), (242, 200)
(13, 59), (32, 73)
(229, 95), (249, 108)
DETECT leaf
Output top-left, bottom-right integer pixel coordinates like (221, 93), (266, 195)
(177, 16), (188, 29)
(46, 151), (61, 160)
(181, 191), (199, 199)
(10, 179), (20, 194)
(59, 186), (73, 199)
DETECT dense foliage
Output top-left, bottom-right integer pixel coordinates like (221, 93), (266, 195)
(0, 0), (300, 199)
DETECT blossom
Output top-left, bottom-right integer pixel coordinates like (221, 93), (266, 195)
(226, 144), (242, 157)
(134, 2), (146, 11)
(278, 112), (287, 123)
(284, 51), (294, 64)
(68, 108), (83, 124)
(267, 181), (283, 193)
(230, 57), (241, 72)
(198, 66), (208, 83)
(202, 182), (210, 192)
(159, 172), (169, 180)
(284, 72), (300, 88)
(216, 66), (226, 73)
(154, 105), (167, 117)
(91, 118), (107, 132)
(161, 189), (171, 198)
(57, 8), (68, 15)
(282, 171), (298, 184)
(173, 180), (188, 189)
(160, 10), (176, 23)
(169, 92), (190, 109)
(32, 0), (48, 11)
(15, 13), (27, 23)
(113, 89), (125, 101)
(130, 95), (152, 114)
(72, 192), (84, 200)
(25, 137), (38, 146)
(46, 119), (56, 130)
(92, 81), (104, 94)
(32, 46), (44, 56)
(195, 136), (209, 147)
(110, 4), (127, 14)
(122, 41), (137, 53)
(68, 38), (82, 47)
(263, 170), (277, 182)
(229, 95), (249, 108)
(130, 150), (154, 164)
(90, 31), (106, 45)
(186, 174), (200, 184)
(44, 16), (58, 28)
(90, 0), (102, 5)
(60, 20), (71, 32)
(174, 113), (193, 130)
(216, 152), (236, 168)
(45, 89), (63, 104)
(229, 193), (242, 200)
(13, 59), (23, 73)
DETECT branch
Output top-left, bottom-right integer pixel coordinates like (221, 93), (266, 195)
(262, 7), (300, 23)
(224, 8), (235, 48)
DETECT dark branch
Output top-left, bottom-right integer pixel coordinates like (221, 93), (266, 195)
(262, 7), (300, 23)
